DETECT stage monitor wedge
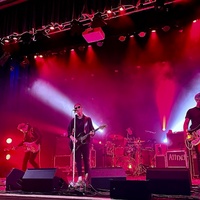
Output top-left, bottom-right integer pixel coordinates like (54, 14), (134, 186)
(90, 167), (126, 190)
(22, 168), (68, 193)
(6, 168), (24, 191)
(146, 168), (191, 195)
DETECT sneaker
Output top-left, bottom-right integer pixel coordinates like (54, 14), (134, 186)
(75, 180), (85, 188)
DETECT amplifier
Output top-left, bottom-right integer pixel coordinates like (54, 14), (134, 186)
(54, 155), (71, 169)
(166, 150), (188, 168)
(155, 155), (166, 168)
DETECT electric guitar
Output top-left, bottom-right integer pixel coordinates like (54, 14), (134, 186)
(70, 124), (106, 152)
(4, 141), (40, 153)
(186, 124), (200, 149)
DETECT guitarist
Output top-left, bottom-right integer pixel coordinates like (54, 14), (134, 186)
(183, 92), (200, 176)
(68, 103), (95, 187)
(16, 123), (42, 171)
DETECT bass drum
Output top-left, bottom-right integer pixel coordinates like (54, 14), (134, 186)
(141, 148), (155, 167)
(115, 156), (135, 173)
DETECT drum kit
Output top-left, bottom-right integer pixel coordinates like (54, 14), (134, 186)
(104, 133), (155, 175)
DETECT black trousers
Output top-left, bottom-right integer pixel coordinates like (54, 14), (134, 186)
(22, 151), (39, 172)
(75, 143), (90, 177)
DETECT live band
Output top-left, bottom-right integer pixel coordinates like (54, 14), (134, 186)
(4, 92), (200, 187)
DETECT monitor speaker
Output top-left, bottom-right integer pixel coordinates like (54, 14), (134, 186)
(146, 168), (191, 195)
(90, 167), (126, 190)
(110, 180), (151, 200)
(6, 168), (24, 191)
(22, 168), (68, 192)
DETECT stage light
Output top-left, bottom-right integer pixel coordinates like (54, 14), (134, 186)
(70, 19), (84, 36)
(20, 32), (33, 44)
(162, 25), (170, 32)
(82, 27), (105, 43)
(155, 0), (164, 8)
(6, 154), (11, 160)
(96, 41), (104, 47)
(118, 35), (126, 42)
(138, 31), (146, 37)
(6, 138), (12, 144)
(33, 29), (49, 41)
(91, 12), (107, 28)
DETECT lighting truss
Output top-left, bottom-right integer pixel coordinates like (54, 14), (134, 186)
(0, 0), (188, 45)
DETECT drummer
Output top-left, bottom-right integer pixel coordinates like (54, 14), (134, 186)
(124, 127), (136, 144)
(124, 128), (137, 157)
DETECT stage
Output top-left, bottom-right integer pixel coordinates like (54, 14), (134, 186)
(1, 173), (200, 200)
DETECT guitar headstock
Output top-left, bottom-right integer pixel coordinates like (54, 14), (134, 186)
(99, 124), (106, 129)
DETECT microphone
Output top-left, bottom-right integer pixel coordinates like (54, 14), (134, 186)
(73, 109), (77, 111)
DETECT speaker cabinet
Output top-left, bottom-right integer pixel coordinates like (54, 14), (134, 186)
(6, 168), (24, 191)
(22, 168), (68, 192)
(146, 168), (191, 195)
(110, 180), (151, 200)
(90, 167), (126, 190)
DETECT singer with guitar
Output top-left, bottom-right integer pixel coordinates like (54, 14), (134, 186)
(183, 92), (200, 177)
(15, 123), (42, 171)
(68, 103), (95, 187)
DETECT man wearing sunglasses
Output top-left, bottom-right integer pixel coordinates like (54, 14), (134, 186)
(68, 103), (94, 187)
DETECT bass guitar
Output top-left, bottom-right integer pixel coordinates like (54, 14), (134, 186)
(70, 124), (106, 152)
(4, 141), (40, 153)
(185, 124), (200, 149)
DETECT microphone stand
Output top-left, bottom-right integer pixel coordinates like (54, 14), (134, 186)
(70, 111), (77, 187)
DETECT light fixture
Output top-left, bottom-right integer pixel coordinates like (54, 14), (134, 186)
(20, 32), (33, 44)
(96, 41), (104, 47)
(91, 12), (107, 28)
(162, 25), (170, 32)
(33, 30), (49, 42)
(138, 31), (146, 37)
(70, 19), (84, 36)
(82, 27), (105, 43)
(118, 35), (126, 42)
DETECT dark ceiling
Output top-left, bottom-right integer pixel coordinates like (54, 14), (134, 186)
(0, 0), (200, 57)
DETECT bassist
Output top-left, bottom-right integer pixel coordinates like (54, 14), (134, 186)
(16, 123), (42, 171)
(68, 103), (94, 187)
(183, 92), (200, 177)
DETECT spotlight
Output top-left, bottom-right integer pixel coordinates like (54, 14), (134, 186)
(138, 31), (146, 37)
(33, 30), (49, 41)
(118, 35), (126, 42)
(70, 19), (84, 36)
(20, 32), (33, 44)
(96, 41), (104, 47)
(155, 0), (165, 10)
(162, 25), (170, 32)
(91, 12), (107, 28)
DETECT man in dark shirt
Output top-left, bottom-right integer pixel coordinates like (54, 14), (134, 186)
(68, 103), (94, 186)
(183, 92), (200, 176)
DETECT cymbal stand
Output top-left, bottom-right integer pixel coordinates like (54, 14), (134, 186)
(133, 143), (147, 176)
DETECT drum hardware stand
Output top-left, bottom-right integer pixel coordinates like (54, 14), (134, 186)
(133, 142), (147, 176)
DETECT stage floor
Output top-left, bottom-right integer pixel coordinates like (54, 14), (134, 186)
(1, 175), (200, 200)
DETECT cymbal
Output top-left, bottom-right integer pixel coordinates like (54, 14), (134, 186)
(108, 134), (123, 141)
(133, 140), (145, 143)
